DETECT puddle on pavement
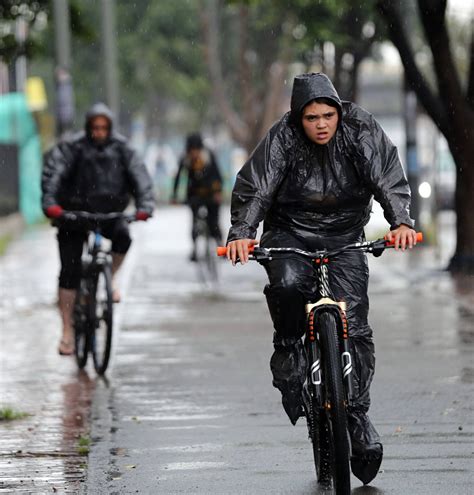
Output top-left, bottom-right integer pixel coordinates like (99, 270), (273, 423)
(133, 442), (223, 454)
(123, 413), (222, 422)
(162, 461), (226, 471)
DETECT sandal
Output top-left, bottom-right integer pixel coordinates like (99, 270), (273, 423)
(58, 339), (74, 356)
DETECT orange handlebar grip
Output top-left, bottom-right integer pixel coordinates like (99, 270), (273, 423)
(216, 246), (227, 257)
(215, 244), (257, 257)
(386, 231), (423, 245)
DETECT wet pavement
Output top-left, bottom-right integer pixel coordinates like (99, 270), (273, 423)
(0, 227), (95, 493)
(1, 207), (473, 494)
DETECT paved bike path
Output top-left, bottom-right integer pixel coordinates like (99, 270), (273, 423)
(85, 208), (473, 494)
(0, 208), (471, 494)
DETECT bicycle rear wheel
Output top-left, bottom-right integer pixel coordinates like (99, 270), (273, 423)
(74, 281), (89, 369)
(318, 311), (351, 495)
(91, 264), (113, 375)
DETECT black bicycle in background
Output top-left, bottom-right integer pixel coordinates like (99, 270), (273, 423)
(61, 211), (135, 375)
(218, 232), (422, 494)
(194, 204), (219, 286)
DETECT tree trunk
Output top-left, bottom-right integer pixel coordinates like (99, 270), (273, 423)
(377, 0), (474, 272)
(200, 0), (249, 147)
(448, 136), (474, 271)
(200, 0), (290, 155)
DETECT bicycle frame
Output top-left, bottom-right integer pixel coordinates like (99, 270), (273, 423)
(217, 233), (422, 405)
(238, 234), (420, 397)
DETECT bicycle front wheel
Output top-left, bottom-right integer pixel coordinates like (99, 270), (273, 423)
(91, 264), (113, 375)
(319, 311), (351, 495)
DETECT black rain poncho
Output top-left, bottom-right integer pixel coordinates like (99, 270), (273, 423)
(227, 73), (411, 459)
(42, 103), (155, 215)
(228, 73), (413, 243)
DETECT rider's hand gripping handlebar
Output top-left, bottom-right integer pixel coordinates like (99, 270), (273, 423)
(216, 232), (423, 260)
(384, 232), (423, 246)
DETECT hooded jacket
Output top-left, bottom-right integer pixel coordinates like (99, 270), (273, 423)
(42, 103), (154, 214)
(227, 73), (413, 242)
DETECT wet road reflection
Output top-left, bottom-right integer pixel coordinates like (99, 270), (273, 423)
(0, 370), (95, 493)
(0, 226), (96, 493)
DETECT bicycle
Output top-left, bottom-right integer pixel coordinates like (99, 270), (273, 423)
(217, 232), (423, 494)
(193, 203), (219, 286)
(61, 211), (135, 375)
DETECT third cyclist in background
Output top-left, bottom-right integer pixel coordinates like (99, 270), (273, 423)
(172, 133), (223, 261)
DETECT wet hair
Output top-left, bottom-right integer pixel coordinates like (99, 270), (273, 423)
(186, 133), (203, 151)
(303, 97), (340, 113)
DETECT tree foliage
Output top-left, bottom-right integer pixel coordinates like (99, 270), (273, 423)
(0, 0), (93, 64)
(0, 0), (49, 63)
(116, 1), (209, 135)
(201, 0), (384, 152)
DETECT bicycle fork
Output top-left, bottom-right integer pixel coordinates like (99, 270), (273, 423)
(305, 302), (355, 406)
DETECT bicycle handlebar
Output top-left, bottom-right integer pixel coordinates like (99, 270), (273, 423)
(61, 210), (137, 223)
(216, 232), (423, 259)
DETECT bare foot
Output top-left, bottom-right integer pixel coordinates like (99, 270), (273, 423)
(112, 288), (121, 303)
(58, 339), (74, 356)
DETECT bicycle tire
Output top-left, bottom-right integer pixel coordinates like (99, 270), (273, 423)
(91, 264), (113, 375)
(195, 232), (209, 281)
(195, 230), (218, 286)
(74, 282), (89, 369)
(205, 235), (218, 282)
(304, 338), (332, 485)
(318, 311), (351, 495)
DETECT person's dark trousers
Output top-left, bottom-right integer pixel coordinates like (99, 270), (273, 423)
(260, 229), (380, 454)
(57, 219), (132, 289)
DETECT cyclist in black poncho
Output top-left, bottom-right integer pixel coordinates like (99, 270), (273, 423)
(225, 73), (417, 469)
(42, 103), (154, 356)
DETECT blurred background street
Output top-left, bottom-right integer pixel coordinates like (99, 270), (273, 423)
(1, 0), (473, 493)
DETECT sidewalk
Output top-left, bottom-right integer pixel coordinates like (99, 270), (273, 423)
(0, 224), (96, 494)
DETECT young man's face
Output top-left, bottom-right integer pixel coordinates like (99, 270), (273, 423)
(301, 102), (339, 145)
(90, 115), (111, 143)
